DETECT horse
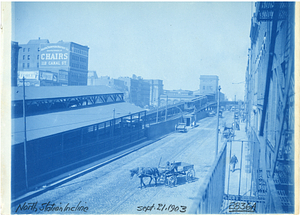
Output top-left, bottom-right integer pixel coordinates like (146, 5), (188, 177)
(130, 167), (159, 189)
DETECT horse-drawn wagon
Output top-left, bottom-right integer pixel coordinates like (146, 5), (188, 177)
(158, 161), (195, 187)
(223, 126), (234, 139)
(130, 161), (195, 188)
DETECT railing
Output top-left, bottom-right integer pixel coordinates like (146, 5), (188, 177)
(189, 142), (227, 214)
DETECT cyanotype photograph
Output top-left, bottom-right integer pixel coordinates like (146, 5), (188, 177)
(6, 1), (296, 214)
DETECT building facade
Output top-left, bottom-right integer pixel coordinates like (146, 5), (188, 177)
(160, 94), (194, 107)
(89, 75), (128, 93)
(11, 41), (20, 86)
(17, 39), (89, 86)
(18, 38), (49, 73)
(245, 2), (295, 213)
(118, 76), (150, 108)
(144, 79), (164, 107)
(87, 71), (99, 86)
(160, 89), (194, 106)
(199, 75), (219, 99)
(39, 41), (89, 86)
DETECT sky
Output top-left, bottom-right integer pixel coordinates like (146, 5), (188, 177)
(12, 2), (253, 101)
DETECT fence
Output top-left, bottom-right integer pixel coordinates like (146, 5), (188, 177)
(189, 142), (227, 213)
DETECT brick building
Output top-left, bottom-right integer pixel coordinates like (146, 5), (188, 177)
(118, 76), (150, 108)
(17, 38), (89, 86)
(11, 41), (20, 86)
(245, 2), (295, 213)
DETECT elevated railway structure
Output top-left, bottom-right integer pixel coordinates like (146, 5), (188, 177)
(146, 94), (216, 125)
(12, 86), (124, 118)
(11, 87), (218, 199)
(11, 86), (145, 198)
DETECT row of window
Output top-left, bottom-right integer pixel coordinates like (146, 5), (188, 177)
(69, 72), (87, 79)
(70, 63), (87, 70)
(22, 55), (39, 60)
(80, 58), (87, 63)
(22, 63), (39, 68)
(202, 86), (214, 91)
(22, 47), (40, 52)
(72, 55), (80, 61)
(72, 47), (88, 56)
(80, 64), (87, 69)
(22, 63), (30, 68)
(71, 55), (87, 63)
(23, 48), (30, 52)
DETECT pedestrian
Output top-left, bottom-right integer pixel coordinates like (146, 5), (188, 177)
(230, 155), (238, 172)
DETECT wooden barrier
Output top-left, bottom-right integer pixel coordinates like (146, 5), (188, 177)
(189, 142), (227, 213)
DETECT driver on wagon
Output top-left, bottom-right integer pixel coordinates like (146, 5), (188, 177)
(164, 161), (178, 172)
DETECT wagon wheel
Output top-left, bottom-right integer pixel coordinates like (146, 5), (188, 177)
(166, 175), (177, 187)
(186, 169), (195, 183)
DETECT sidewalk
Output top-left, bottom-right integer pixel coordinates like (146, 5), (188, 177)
(221, 121), (253, 213)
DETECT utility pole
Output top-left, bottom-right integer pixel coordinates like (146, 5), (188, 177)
(175, 106), (183, 123)
(22, 77), (28, 189)
(215, 86), (221, 158)
(165, 94), (168, 121)
(156, 105), (159, 123)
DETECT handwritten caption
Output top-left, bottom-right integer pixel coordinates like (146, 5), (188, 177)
(229, 201), (256, 213)
(15, 201), (89, 213)
(137, 204), (187, 213)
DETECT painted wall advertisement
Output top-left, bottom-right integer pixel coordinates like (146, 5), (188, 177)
(17, 71), (40, 86)
(18, 71), (39, 80)
(40, 71), (58, 82)
(39, 44), (70, 68)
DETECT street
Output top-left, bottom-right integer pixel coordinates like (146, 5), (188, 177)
(12, 111), (234, 214)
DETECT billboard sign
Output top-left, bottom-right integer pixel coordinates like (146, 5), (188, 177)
(39, 44), (70, 68)
(18, 71), (39, 80)
(40, 71), (53, 81)
(40, 71), (58, 82)
(17, 79), (40, 87)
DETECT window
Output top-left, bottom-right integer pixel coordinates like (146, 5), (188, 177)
(80, 57), (87, 63)
(80, 64), (87, 69)
(203, 86), (205, 90)
(22, 63), (25, 68)
(23, 55), (25, 60)
(37, 63), (39, 68)
(23, 48), (25, 52)
(28, 48), (30, 52)
(28, 55), (30, 60)
(37, 55), (39, 60)
(72, 55), (79, 61)
(27, 63), (30, 68)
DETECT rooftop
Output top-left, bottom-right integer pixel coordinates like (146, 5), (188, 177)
(200, 75), (219, 79)
(27, 38), (50, 45)
(12, 85), (122, 101)
(12, 102), (145, 145)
